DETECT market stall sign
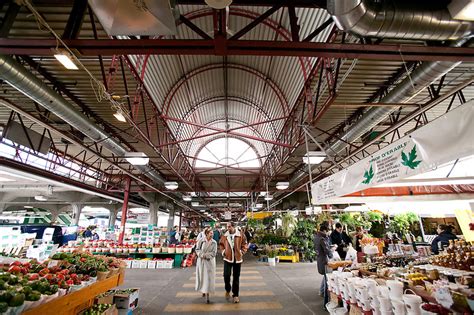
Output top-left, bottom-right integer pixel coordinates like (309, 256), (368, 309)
(246, 211), (273, 220)
(454, 209), (474, 242)
(312, 102), (474, 203)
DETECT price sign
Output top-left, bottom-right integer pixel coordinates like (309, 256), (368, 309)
(434, 286), (453, 309)
(224, 212), (231, 220)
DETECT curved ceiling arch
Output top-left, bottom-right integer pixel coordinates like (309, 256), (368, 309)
(192, 134), (264, 169)
(162, 63), (290, 117)
(184, 118), (271, 158)
(175, 96), (279, 141)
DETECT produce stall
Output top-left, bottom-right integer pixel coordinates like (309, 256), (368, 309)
(59, 240), (195, 269)
(325, 240), (473, 315)
(0, 252), (127, 315)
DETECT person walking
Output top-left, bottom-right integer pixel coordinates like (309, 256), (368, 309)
(314, 222), (332, 308)
(169, 226), (179, 245)
(330, 223), (352, 260)
(219, 222), (247, 304)
(195, 228), (217, 304)
(212, 224), (221, 243)
(431, 224), (458, 254)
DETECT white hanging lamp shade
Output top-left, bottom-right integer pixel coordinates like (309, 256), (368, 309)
(205, 0), (232, 9)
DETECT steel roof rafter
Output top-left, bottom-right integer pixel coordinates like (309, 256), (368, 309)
(173, 96), (280, 141)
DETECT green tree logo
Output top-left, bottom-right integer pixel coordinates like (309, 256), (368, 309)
(362, 164), (374, 184)
(401, 145), (422, 169)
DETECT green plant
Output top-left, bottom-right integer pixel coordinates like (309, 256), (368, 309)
(389, 212), (419, 235)
(289, 218), (317, 261)
(281, 212), (296, 238)
(367, 211), (383, 222)
(267, 249), (277, 258)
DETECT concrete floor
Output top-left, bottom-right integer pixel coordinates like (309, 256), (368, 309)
(118, 255), (326, 315)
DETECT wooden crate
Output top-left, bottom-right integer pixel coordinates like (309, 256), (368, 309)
(349, 305), (363, 315)
(330, 292), (339, 303)
(23, 271), (124, 315)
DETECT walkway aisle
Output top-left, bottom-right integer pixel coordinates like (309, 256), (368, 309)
(120, 257), (325, 315)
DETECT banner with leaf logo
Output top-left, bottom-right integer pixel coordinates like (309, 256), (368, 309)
(312, 101), (474, 204)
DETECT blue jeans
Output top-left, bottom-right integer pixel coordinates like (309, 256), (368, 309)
(323, 273), (329, 306)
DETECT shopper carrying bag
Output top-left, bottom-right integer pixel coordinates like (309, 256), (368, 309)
(195, 228), (217, 304)
(219, 222), (247, 303)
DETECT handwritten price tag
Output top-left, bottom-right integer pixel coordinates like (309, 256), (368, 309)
(434, 286), (453, 309)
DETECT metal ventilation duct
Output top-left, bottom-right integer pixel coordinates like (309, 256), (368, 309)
(88, 0), (178, 36)
(287, 1), (473, 188)
(0, 54), (167, 187)
(327, 0), (473, 41)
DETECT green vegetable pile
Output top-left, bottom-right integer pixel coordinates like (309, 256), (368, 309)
(82, 303), (113, 315)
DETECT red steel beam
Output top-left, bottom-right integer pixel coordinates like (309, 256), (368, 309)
(1, 38), (473, 61)
(118, 176), (131, 244)
(345, 185), (474, 197)
(162, 115), (292, 148)
(159, 115), (288, 147)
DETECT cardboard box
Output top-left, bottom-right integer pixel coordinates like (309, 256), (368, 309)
(139, 260), (148, 269)
(147, 261), (157, 269)
(79, 304), (118, 315)
(95, 291), (114, 304)
(113, 288), (140, 311)
(131, 260), (141, 269)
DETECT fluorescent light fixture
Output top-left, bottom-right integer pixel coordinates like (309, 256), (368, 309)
(448, 0), (474, 21)
(24, 206), (34, 209)
(164, 181), (179, 190)
(0, 176), (15, 182)
(226, 192), (230, 198)
(190, 192), (197, 197)
(125, 152), (149, 165)
(183, 195), (192, 202)
(191, 202), (200, 207)
(256, 203), (263, 209)
(259, 192), (267, 196)
(276, 181), (289, 190)
(34, 195), (47, 201)
(199, 209), (205, 212)
(303, 151), (326, 164)
(113, 110), (127, 122)
(54, 50), (78, 70)
(264, 195), (273, 201)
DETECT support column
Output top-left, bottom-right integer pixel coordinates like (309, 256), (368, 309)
(148, 202), (159, 226)
(71, 203), (83, 226)
(108, 207), (118, 229)
(118, 177), (131, 244)
(167, 205), (175, 234)
(179, 208), (182, 231)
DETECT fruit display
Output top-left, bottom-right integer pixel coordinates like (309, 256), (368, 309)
(0, 252), (125, 314)
(82, 303), (115, 315)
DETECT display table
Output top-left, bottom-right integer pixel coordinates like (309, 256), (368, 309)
(23, 271), (125, 315)
(93, 252), (184, 268)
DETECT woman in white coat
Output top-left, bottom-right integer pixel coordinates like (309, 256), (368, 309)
(195, 228), (217, 303)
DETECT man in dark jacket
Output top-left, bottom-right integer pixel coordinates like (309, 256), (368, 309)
(314, 222), (332, 307)
(330, 223), (352, 260)
(431, 224), (458, 254)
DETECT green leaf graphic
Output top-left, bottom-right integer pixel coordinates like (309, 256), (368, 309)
(362, 164), (374, 184)
(401, 145), (422, 169)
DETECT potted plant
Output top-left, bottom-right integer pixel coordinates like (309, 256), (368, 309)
(267, 249), (277, 267)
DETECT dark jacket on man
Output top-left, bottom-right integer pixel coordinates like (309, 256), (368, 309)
(431, 231), (458, 254)
(314, 231), (333, 275)
(330, 230), (352, 259)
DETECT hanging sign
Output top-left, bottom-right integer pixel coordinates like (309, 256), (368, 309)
(312, 102), (474, 203)
(224, 211), (232, 220)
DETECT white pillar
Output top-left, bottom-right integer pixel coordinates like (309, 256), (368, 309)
(72, 203), (83, 226)
(108, 207), (118, 229)
(149, 202), (159, 226)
